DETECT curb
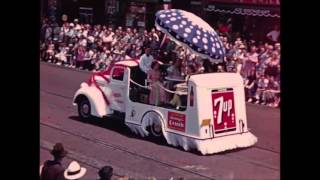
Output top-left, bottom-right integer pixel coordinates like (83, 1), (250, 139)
(40, 61), (93, 74)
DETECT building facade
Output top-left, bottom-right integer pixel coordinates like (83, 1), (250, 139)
(42, 0), (280, 41)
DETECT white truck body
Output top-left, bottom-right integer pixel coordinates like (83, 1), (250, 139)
(73, 60), (257, 154)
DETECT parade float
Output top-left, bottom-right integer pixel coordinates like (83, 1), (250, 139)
(73, 9), (257, 155)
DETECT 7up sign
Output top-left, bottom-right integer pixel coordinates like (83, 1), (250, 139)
(212, 90), (236, 134)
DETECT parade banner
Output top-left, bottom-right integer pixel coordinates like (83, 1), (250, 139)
(212, 90), (236, 134)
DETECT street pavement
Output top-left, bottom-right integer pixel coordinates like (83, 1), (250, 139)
(40, 62), (280, 180)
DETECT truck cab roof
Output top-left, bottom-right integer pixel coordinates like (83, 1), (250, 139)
(189, 73), (243, 88)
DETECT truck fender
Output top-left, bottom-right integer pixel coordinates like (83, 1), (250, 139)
(73, 83), (113, 117)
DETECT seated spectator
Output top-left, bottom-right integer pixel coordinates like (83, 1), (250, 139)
(254, 75), (269, 105)
(126, 44), (138, 58)
(55, 43), (68, 66)
(45, 41), (55, 62)
(263, 76), (280, 107)
(64, 161), (87, 180)
(40, 42), (47, 61)
(245, 69), (257, 102)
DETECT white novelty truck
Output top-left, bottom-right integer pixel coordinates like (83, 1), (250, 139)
(73, 59), (257, 155)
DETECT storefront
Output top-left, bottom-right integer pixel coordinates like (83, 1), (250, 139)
(58, 0), (175, 29)
(123, 0), (162, 31)
(125, 1), (146, 31)
(202, 0), (280, 42)
(59, 0), (106, 24)
(104, 0), (121, 27)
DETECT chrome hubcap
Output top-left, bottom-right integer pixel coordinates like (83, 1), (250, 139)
(82, 104), (89, 115)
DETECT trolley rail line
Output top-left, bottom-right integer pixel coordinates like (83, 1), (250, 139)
(40, 122), (216, 179)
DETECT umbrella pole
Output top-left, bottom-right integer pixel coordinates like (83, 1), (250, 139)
(183, 46), (187, 76)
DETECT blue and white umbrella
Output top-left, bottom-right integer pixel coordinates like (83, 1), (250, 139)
(155, 9), (225, 62)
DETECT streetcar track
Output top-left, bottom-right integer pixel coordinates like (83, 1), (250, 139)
(40, 89), (74, 100)
(41, 122), (216, 180)
(252, 146), (279, 154)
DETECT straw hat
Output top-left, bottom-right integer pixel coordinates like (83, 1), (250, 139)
(64, 161), (87, 180)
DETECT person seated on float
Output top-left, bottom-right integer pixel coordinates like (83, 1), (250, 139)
(166, 58), (184, 90)
(147, 61), (166, 106)
(169, 64), (197, 109)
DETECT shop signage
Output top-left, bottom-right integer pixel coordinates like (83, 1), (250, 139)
(205, 3), (280, 18)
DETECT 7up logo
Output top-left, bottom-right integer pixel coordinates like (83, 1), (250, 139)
(212, 91), (236, 133)
(214, 97), (233, 125)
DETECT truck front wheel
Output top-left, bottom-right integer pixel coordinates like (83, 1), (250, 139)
(78, 97), (91, 119)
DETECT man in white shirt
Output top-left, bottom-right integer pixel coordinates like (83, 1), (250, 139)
(266, 25), (280, 43)
(139, 48), (154, 74)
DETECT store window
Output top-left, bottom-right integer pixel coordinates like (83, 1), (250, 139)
(126, 2), (146, 31)
(79, 7), (93, 24)
(105, 0), (119, 16)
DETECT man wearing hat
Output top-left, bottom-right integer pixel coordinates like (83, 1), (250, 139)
(40, 143), (68, 180)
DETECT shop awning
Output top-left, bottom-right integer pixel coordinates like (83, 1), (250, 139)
(204, 3), (280, 18)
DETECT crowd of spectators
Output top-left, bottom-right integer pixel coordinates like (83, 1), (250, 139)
(40, 18), (280, 108)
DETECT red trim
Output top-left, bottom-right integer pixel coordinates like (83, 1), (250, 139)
(87, 72), (111, 106)
(85, 59), (139, 106)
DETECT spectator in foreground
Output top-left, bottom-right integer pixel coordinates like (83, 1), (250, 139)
(97, 166), (113, 180)
(40, 143), (68, 180)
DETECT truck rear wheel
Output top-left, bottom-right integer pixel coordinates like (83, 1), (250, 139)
(150, 119), (163, 137)
(78, 97), (91, 119)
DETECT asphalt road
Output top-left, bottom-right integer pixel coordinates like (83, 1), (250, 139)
(40, 62), (280, 180)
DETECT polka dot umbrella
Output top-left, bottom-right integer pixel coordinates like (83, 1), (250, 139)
(155, 9), (225, 63)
